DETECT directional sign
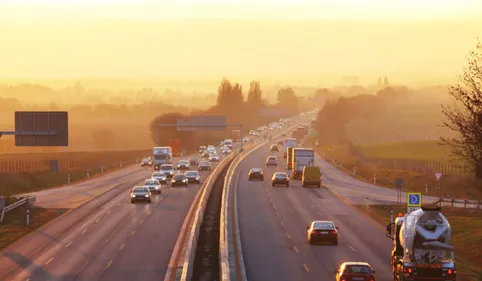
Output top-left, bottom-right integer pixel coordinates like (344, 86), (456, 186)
(407, 192), (422, 207)
(434, 172), (442, 182)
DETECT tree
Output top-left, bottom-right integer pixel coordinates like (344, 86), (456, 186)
(92, 129), (116, 150)
(384, 76), (389, 86)
(277, 86), (299, 114)
(217, 78), (233, 107)
(247, 81), (263, 110)
(441, 40), (482, 180)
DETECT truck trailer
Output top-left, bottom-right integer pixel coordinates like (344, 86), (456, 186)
(386, 206), (456, 281)
(291, 148), (314, 180)
(152, 146), (171, 170)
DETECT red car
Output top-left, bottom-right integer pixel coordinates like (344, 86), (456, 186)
(307, 220), (339, 245)
(333, 262), (376, 281)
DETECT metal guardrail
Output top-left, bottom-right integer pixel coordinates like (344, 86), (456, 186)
(434, 197), (481, 209)
(0, 196), (36, 223)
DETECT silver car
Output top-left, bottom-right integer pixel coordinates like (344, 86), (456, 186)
(151, 172), (167, 184)
(159, 164), (174, 178)
(209, 153), (220, 162)
(144, 179), (161, 194)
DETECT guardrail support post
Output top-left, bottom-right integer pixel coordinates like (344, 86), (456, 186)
(26, 208), (30, 226)
(67, 174), (71, 184)
(101, 165), (104, 174)
(86, 170), (90, 178)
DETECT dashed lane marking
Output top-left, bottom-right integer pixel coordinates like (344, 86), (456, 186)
(294, 246), (299, 253)
(45, 258), (54, 265)
(81, 229), (87, 234)
(286, 233), (292, 239)
(349, 245), (356, 252)
(303, 264), (310, 272)
(281, 221), (285, 227)
(276, 212), (280, 217)
(106, 260), (113, 268)
(140, 220), (144, 224)
(131, 230), (135, 236)
(65, 241), (72, 248)
(120, 243), (125, 250)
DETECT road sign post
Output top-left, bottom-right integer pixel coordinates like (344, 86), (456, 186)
(407, 192), (422, 214)
(395, 178), (404, 204)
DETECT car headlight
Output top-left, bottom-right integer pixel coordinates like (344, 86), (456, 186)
(145, 194), (149, 197)
(131, 194), (136, 197)
(156, 186), (160, 189)
(195, 177), (199, 180)
(183, 179), (187, 182)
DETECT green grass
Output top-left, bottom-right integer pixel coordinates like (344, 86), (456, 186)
(355, 141), (456, 163)
(356, 204), (482, 281)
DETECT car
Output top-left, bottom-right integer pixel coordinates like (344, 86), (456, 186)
(302, 166), (322, 188)
(171, 173), (189, 187)
(151, 171), (167, 184)
(141, 158), (151, 167)
(333, 262), (376, 281)
(202, 150), (210, 158)
(198, 161), (211, 171)
(307, 220), (339, 245)
(224, 140), (233, 149)
(248, 168), (264, 181)
(199, 146), (207, 154)
(242, 137), (249, 143)
(207, 145), (216, 154)
(189, 158), (199, 166)
(130, 186), (151, 203)
(270, 144), (279, 152)
(159, 164), (175, 178)
(272, 172), (289, 187)
(185, 171), (201, 184)
(266, 156), (278, 166)
(209, 153), (220, 162)
(222, 148), (231, 154)
(176, 160), (189, 170)
(144, 179), (161, 194)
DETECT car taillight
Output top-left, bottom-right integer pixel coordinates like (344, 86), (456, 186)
(285, 178), (289, 181)
(340, 276), (347, 281)
(332, 230), (337, 234)
(369, 278), (375, 281)
(311, 230), (316, 234)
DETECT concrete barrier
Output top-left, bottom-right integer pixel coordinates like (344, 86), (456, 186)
(163, 142), (258, 281)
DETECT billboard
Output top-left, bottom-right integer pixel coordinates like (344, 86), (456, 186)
(15, 111), (69, 146)
(176, 116), (226, 131)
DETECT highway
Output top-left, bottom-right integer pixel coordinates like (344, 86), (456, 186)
(0, 151), (229, 281)
(236, 141), (395, 281)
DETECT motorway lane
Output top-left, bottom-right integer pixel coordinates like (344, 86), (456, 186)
(21, 154), (194, 209)
(237, 143), (395, 281)
(1, 154), (226, 281)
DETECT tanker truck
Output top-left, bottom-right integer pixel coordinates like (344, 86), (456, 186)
(385, 206), (456, 281)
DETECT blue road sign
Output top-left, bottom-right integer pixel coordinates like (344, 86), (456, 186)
(395, 178), (404, 189)
(407, 193), (422, 207)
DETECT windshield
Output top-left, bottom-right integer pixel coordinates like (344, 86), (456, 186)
(153, 173), (165, 177)
(133, 187), (147, 193)
(200, 162), (209, 166)
(313, 222), (335, 229)
(145, 180), (158, 185)
(161, 165), (173, 170)
(174, 175), (186, 180)
(185, 172), (198, 177)
(345, 266), (371, 274)
(154, 154), (168, 160)
(275, 173), (287, 178)
(178, 160), (188, 164)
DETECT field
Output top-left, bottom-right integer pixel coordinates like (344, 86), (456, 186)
(310, 139), (482, 200)
(355, 141), (456, 163)
(355, 204), (482, 281)
(0, 149), (151, 196)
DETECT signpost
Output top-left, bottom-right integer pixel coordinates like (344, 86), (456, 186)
(434, 172), (442, 196)
(434, 172), (442, 182)
(407, 192), (422, 214)
(395, 178), (404, 203)
(0, 111), (69, 146)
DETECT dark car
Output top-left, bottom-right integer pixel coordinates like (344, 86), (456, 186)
(334, 262), (376, 281)
(198, 161), (211, 171)
(248, 168), (264, 181)
(189, 158), (199, 166)
(272, 172), (289, 187)
(307, 221), (339, 245)
(159, 164), (174, 178)
(270, 144), (279, 152)
(144, 179), (161, 194)
(141, 158), (151, 167)
(171, 174), (189, 187)
(185, 171), (201, 184)
(130, 186), (151, 203)
(177, 160), (189, 170)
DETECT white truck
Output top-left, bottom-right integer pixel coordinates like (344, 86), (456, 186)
(283, 138), (297, 159)
(386, 206), (456, 281)
(152, 147), (171, 170)
(291, 148), (314, 179)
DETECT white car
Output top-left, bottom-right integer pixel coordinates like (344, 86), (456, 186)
(144, 179), (161, 194)
(151, 172), (167, 184)
(159, 164), (174, 179)
(209, 153), (220, 162)
(207, 145), (216, 154)
(242, 137), (249, 143)
(222, 148), (231, 154)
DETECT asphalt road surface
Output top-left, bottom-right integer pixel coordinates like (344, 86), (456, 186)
(237, 142), (396, 281)
(0, 151), (228, 281)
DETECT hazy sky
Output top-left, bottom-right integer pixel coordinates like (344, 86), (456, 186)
(1, 0), (481, 80)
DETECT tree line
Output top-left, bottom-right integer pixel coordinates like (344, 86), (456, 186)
(149, 78), (320, 152)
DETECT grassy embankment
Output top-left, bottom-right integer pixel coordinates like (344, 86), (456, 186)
(0, 149), (151, 197)
(311, 140), (482, 200)
(355, 204), (481, 281)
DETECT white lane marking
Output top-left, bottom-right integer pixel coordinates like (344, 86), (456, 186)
(349, 245), (356, 252)
(140, 220), (144, 224)
(317, 211), (323, 215)
(45, 257), (54, 265)
(294, 246), (299, 253)
(106, 260), (113, 268)
(281, 221), (285, 227)
(95, 218), (100, 223)
(120, 243), (125, 250)
(131, 230), (135, 236)
(81, 229), (87, 234)
(103, 231), (117, 245)
(286, 233), (291, 239)
(107, 209), (111, 214)
(303, 264), (310, 272)
(65, 241), (72, 248)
